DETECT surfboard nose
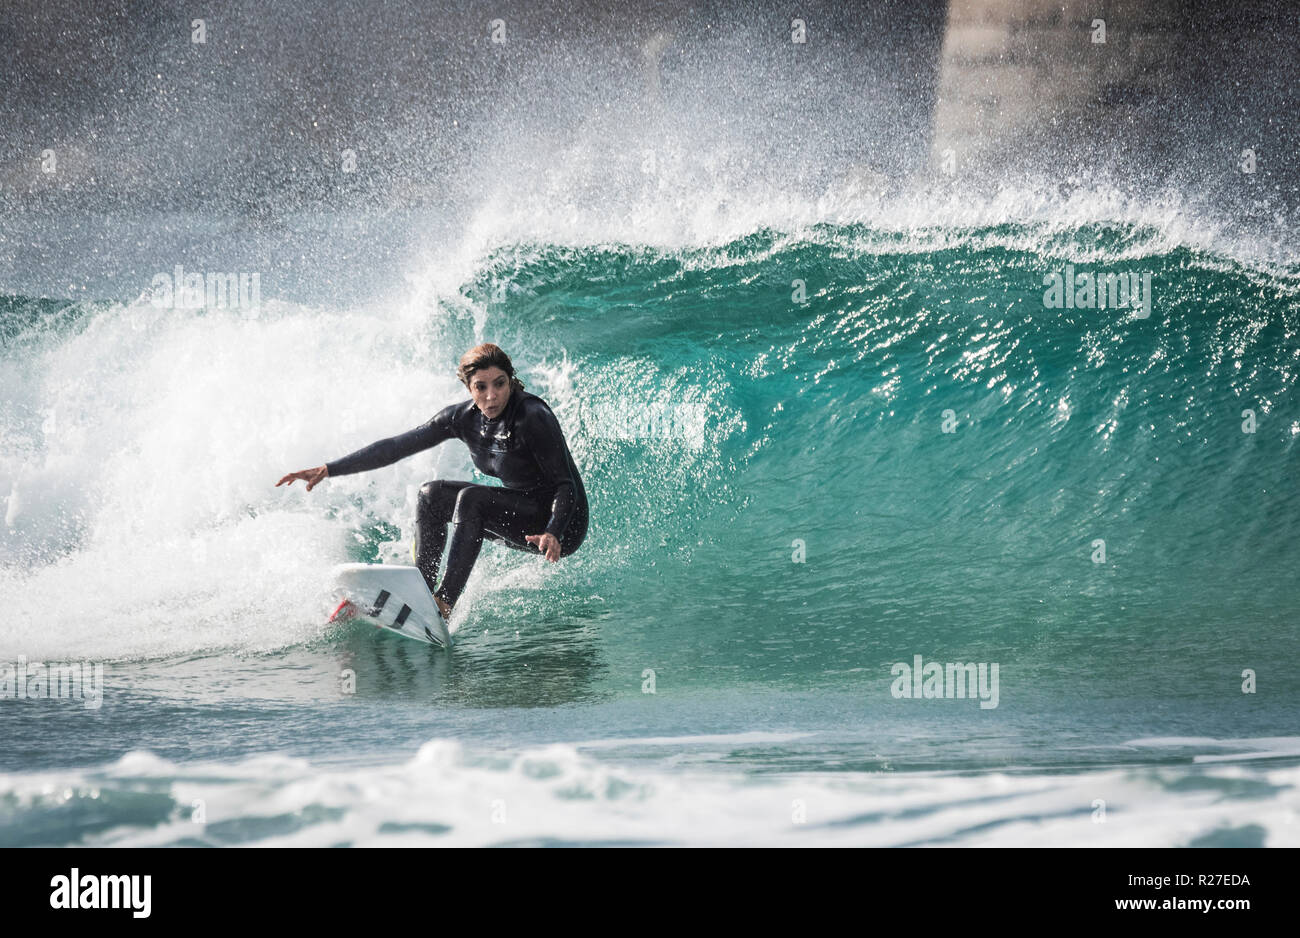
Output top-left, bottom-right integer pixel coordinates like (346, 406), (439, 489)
(328, 563), (452, 647)
(328, 599), (358, 623)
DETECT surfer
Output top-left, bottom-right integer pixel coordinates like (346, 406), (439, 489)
(276, 343), (588, 621)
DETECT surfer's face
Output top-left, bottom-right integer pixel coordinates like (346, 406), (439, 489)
(468, 366), (511, 419)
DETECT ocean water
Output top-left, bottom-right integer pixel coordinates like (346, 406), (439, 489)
(2, 189), (1298, 846)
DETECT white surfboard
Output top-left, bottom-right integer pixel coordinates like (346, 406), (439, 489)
(327, 563), (451, 648)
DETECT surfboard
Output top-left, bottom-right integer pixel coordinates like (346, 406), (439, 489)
(327, 563), (451, 648)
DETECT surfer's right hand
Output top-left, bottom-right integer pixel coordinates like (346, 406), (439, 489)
(276, 465), (329, 491)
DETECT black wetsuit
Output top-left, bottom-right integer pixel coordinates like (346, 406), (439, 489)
(325, 390), (587, 607)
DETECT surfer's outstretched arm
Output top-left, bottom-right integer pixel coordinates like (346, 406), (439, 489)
(325, 405), (457, 475)
(277, 406), (458, 488)
(324, 416), (452, 477)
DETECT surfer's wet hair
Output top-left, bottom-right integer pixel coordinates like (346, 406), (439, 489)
(458, 343), (525, 393)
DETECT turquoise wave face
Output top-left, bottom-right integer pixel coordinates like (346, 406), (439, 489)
(427, 223), (1300, 700)
(1, 222), (1297, 713)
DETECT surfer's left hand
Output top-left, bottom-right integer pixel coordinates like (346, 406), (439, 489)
(525, 532), (561, 562)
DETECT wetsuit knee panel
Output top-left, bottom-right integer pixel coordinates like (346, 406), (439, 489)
(450, 485), (488, 524)
(419, 480), (463, 524)
(418, 480), (443, 506)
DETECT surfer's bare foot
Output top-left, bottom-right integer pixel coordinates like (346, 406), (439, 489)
(433, 593), (452, 621)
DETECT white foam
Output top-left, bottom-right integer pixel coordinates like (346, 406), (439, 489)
(0, 297), (473, 660)
(2, 739), (1297, 847)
